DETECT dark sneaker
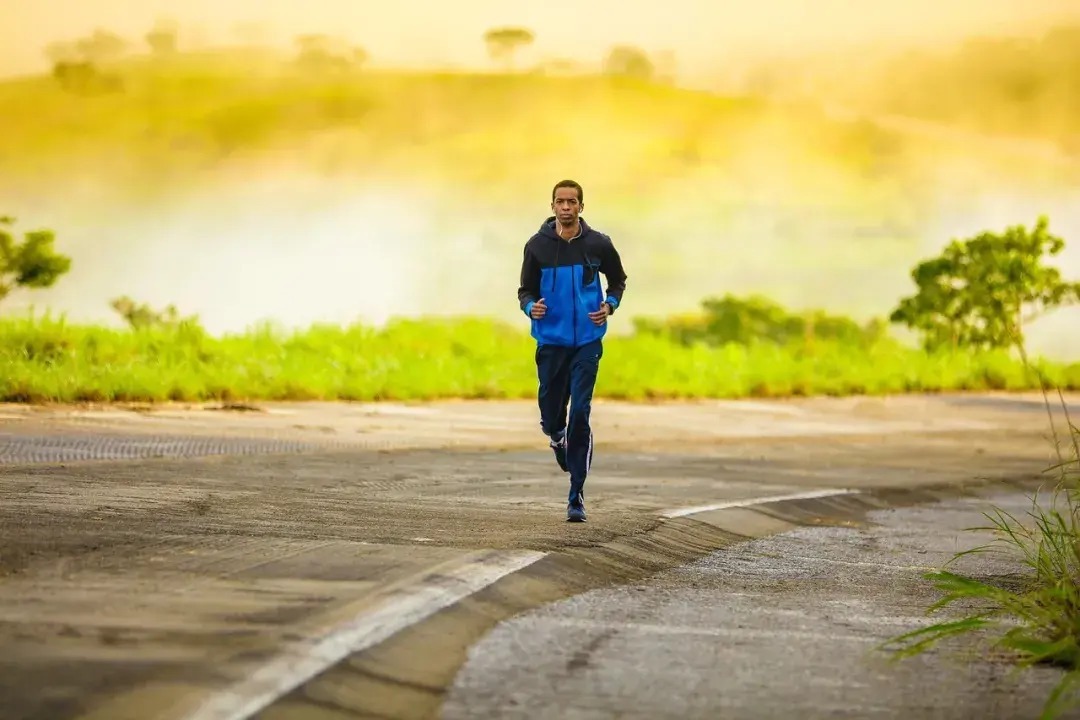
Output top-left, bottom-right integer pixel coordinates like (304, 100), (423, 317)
(550, 435), (568, 472)
(566, 493), (586, 522)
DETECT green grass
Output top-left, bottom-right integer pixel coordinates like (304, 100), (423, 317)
(2, 314), (1078, 404)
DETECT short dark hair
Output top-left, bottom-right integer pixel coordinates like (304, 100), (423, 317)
(552, 179), (583, 203)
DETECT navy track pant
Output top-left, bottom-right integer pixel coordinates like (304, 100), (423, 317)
(536, 339), (603, 501)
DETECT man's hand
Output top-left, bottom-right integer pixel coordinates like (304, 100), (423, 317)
(530, 298), (547, 319)
(588, 302), (610, 326)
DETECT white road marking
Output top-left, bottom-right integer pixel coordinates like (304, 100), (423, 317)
(662, 488), (859, 518)
(183, 549), (546, 720)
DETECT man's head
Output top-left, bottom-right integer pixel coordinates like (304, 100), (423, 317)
(551, 179), (583, 228)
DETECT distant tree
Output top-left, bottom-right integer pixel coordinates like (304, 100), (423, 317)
(146, 20), (180, 56)
(889, 216), (1080, 351)
(49, 60), (123, 94)
(294, 34), (358, 73)
(603, 45), (654, 81)
(74, 29), (128, 64)
(44, 29), (127, 93)
(483, 27), (535, 70)
(0, 216), (73, 304)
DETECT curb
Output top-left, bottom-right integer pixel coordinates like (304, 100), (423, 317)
(246, 472), (1049, 719)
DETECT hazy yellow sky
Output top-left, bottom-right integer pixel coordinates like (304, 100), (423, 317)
(3, 0), (1078, 76)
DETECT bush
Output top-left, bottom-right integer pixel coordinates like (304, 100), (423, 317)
(632, 294), (885, 349)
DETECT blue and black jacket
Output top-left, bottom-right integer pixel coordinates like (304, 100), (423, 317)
(517, 216), (628, 348)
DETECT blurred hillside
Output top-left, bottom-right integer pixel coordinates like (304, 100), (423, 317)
(745, 24), (1080, 151)
(1, 33), (1079, 359)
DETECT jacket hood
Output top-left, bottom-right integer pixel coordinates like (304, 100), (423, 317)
(538, 215), (591, 240)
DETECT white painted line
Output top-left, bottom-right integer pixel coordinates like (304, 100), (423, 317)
(662, 488), (859, 518)
(183, 549), (546, 720)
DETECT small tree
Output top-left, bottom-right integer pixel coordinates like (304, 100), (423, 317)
(45, 31), (126, 94)
(483, 27), (535, 70)
(889, 216), (1080, 351)
(146, 20), (179, 56)
(0, 216), (73, 303)
(603, 45), (654, 81)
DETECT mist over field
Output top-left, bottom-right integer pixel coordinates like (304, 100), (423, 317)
(3, 1), (1080, 361)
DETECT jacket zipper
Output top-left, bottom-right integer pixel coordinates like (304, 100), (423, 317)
(553, 226), (583, 347)
(572, 261), (578, 347)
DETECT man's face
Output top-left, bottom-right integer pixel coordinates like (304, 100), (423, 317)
(551, 187), (582, 226)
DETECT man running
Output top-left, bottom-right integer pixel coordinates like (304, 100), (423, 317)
(517, 179), (628, 522)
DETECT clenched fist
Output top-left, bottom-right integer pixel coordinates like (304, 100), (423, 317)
(588, 302), (610, 326)
(530, 298), (547, 319)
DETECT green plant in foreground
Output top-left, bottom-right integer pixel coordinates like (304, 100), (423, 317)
(880, 382), (1080, 719)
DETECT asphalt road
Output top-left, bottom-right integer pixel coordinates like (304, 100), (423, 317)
(443, 490), (1076, 720)
(0, 393), (1073, 720)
